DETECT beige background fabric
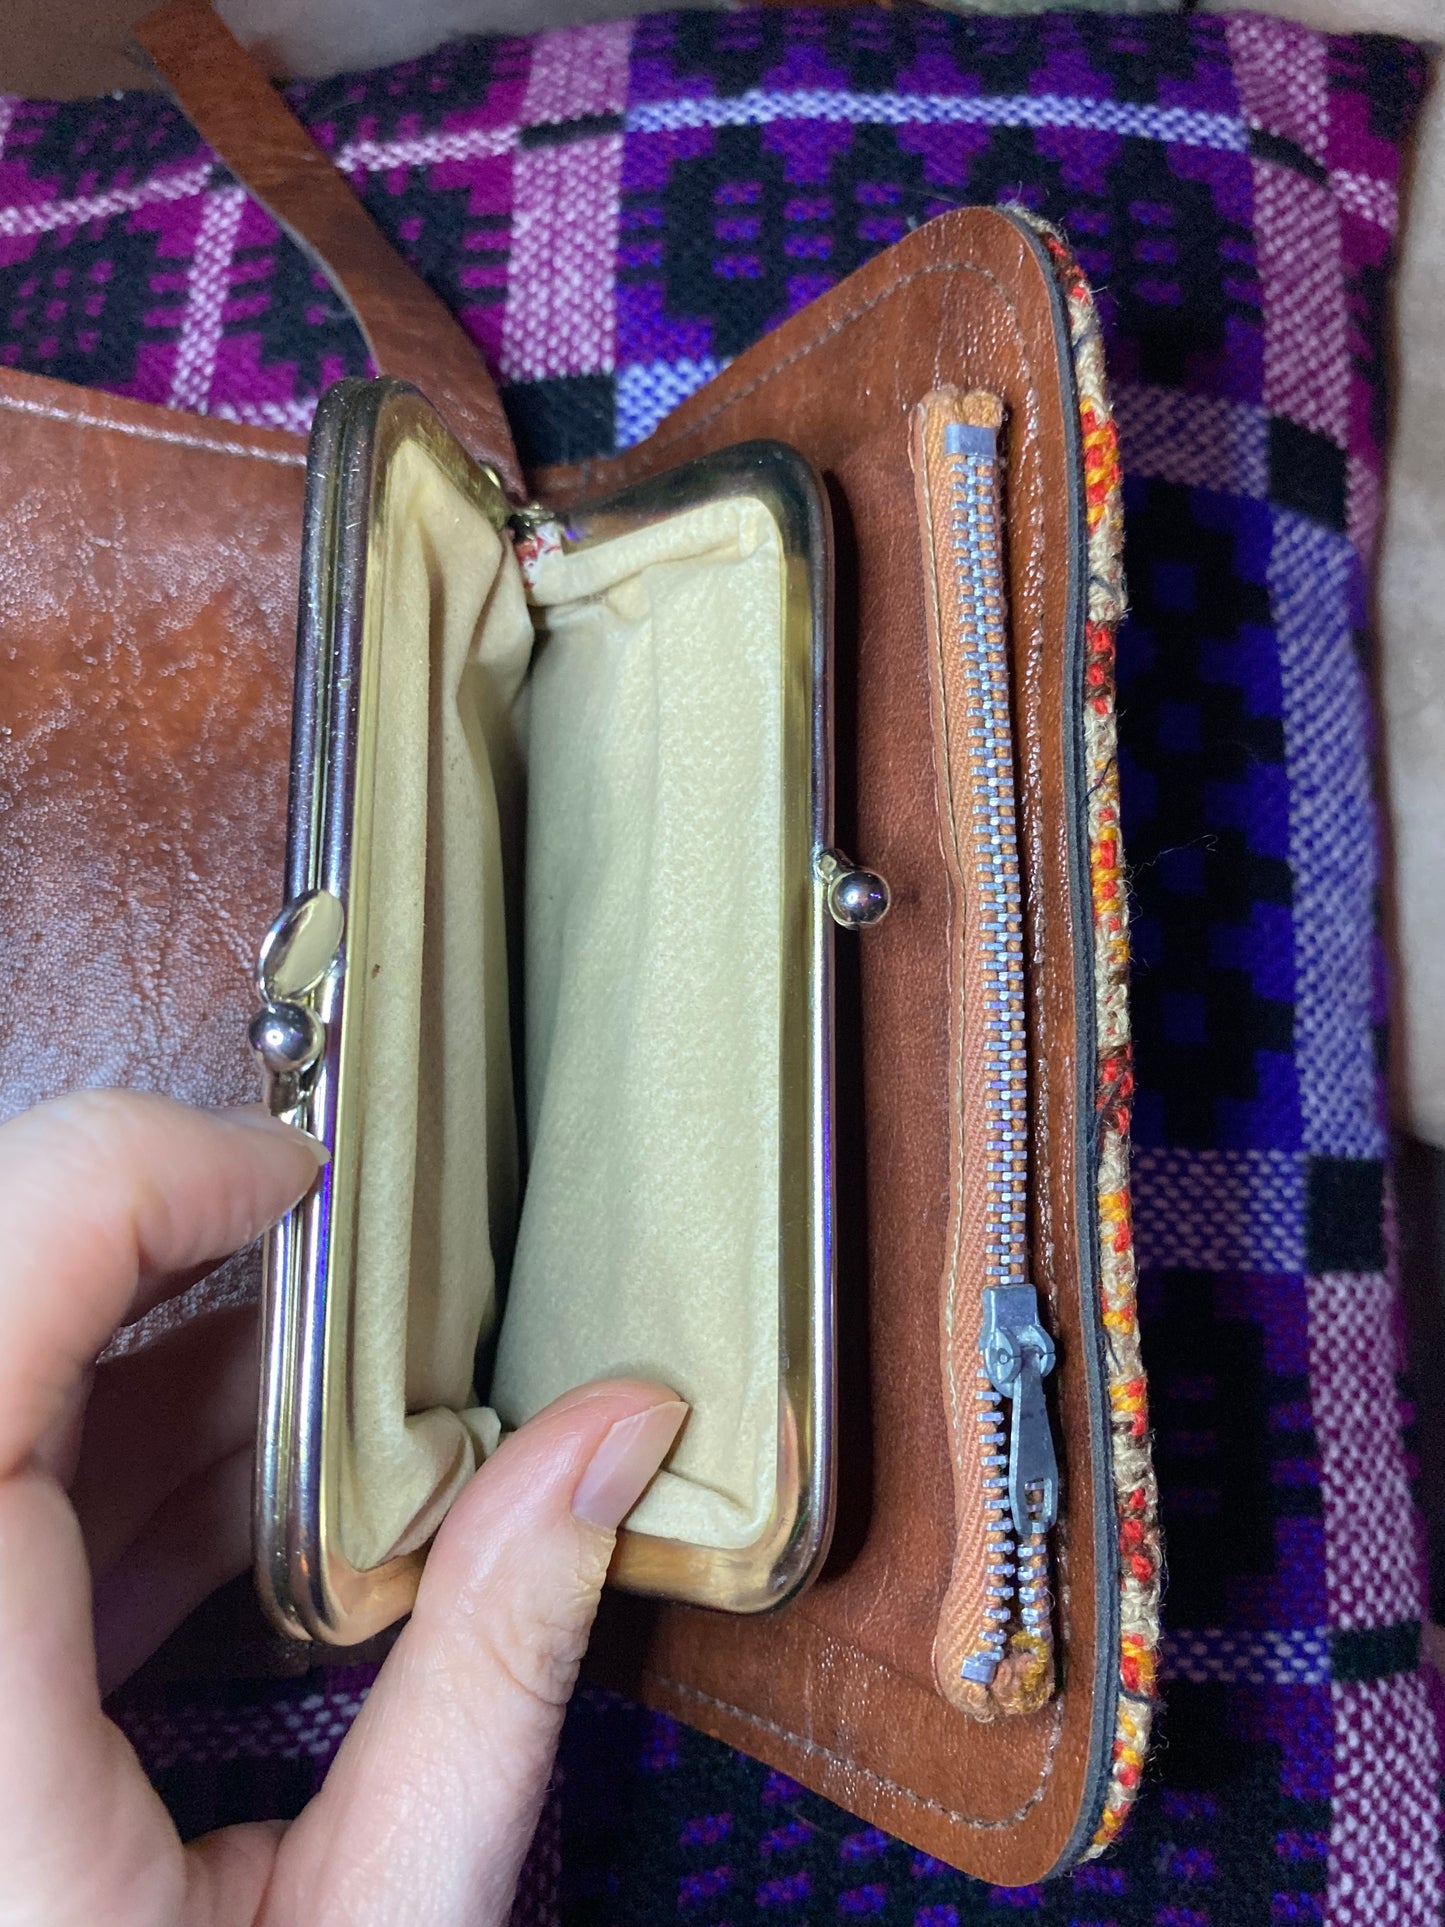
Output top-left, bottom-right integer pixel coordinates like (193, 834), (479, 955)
(339, 440), (529, 1571)
(496, 500), (785, 1551)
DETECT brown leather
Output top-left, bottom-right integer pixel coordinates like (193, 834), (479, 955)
(539, 209), (1107, 1883)
(132, 0), (522, 497)
(0, 366), (304, 1120)
(0, 212), (1110, 1879)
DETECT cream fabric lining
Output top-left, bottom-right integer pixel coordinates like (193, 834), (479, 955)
(339, 441), (784, 1571)
(340, 440), (528, 1570)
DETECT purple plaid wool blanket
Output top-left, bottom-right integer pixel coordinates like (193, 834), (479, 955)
(0, 8), (1437, 1921)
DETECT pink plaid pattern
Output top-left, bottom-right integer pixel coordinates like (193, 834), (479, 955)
(1227, 12), (1331, 163)
(1306, 1271), (1422, 1632)
(1254, 161), (1349, 444)
(168, 183), (246, 412)
(499, 20), (631, 384)
(521, 18), (632, 124)
(1328, 1675), (1443, 1927)
(502, 133), (623, 383)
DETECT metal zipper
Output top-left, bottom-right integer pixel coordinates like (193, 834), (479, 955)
(969, 1283), (1059, 1683)
(916, 393), (1061, 1714)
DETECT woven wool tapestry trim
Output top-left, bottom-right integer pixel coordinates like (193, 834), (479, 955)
(4, 7), (1432, 1917)
(1026, 212), (1163, 1857)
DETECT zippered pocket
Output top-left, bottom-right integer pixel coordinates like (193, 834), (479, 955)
(912, 389), (1061, 1721)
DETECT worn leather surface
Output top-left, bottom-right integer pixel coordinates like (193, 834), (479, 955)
(540, 209), (1110, 1883)
(134, 0), (523, 498)
(0, 368), (304, 1122)
(0, 185), (1111, 1881)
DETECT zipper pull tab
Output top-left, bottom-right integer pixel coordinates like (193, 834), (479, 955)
(980, 1285), (1059, 1536)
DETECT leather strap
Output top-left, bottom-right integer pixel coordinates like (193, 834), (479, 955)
(133, 0), (522, 496)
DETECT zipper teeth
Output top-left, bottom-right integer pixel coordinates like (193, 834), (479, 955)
(918, 391), (1062, 1715)
(947, 419), (1030, 1686)
(1017, 1524), (1050, 1635)
(976, 1375), (1015, 1668)
(946, 424), (1029, 1300)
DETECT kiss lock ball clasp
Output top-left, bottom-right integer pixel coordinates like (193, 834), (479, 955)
(816, 849), (891, 929)
(249, 1001), (325, 1080)
(249, 889), (345, 1098)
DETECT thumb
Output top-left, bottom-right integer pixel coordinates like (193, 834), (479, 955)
(266, 1381), (687, 1927)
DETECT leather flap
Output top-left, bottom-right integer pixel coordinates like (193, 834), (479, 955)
(542, 206), (1124, 1884)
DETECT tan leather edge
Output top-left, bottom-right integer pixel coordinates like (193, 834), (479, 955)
(0, 357), (306, 462)
(633, 1657), (1071, 1854)
(132, 0), (523, 496)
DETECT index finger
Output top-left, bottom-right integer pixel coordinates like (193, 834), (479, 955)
(0, 1089), (325, 1477)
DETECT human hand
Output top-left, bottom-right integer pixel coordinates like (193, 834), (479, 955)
(0, 1089), (685, 1926)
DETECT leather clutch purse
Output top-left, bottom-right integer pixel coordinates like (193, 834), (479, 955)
(0, 0), (1160, 1884)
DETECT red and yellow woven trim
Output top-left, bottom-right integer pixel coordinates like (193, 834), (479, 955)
(1026, 216), (1162, 1857)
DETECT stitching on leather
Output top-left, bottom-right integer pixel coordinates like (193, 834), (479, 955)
(648, 1670), (1066, 1830)
(0, 389), (306, 465)
(599, 233), (1082, 1830)
(574, 255), (1011, 491)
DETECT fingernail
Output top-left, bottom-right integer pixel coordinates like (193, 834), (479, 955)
(219, 1105), (330, 1162)
(572, 1399), (689, 1531)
